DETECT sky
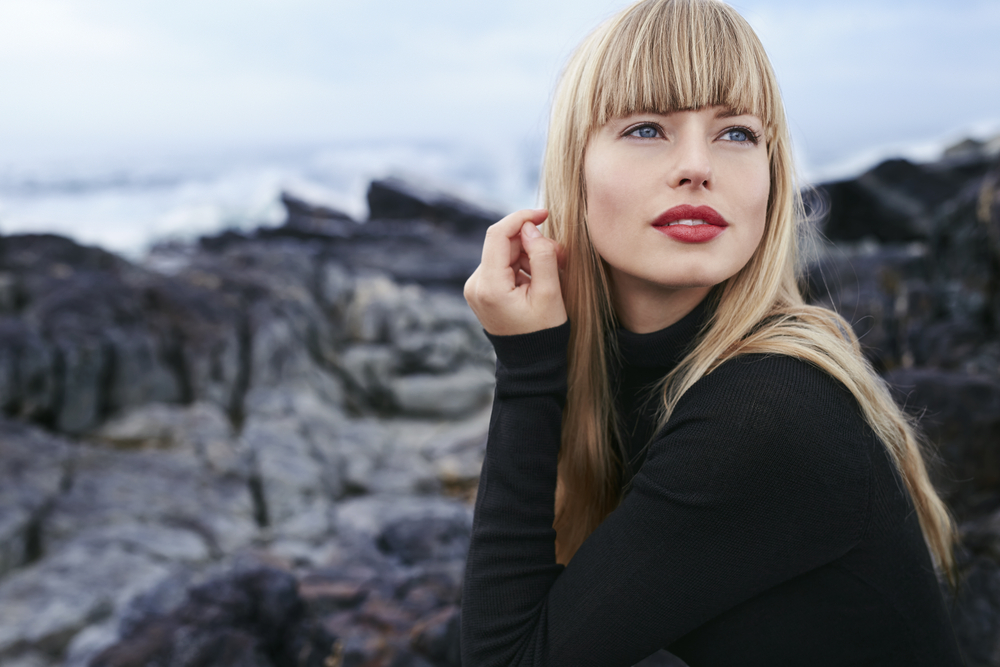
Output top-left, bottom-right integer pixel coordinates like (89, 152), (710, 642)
(0, 0), (998, 243)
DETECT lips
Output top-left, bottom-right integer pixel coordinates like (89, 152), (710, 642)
(652, 205), (728, 243)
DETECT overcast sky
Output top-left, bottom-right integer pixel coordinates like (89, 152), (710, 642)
(0, 0), (998, 178)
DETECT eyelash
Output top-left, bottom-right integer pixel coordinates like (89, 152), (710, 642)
(624, 123), (663, 139)
(721, 125), (761, 145)
(623, 123), (761, 145)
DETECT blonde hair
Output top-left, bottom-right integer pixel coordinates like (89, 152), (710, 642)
(542, 0), (956, 577)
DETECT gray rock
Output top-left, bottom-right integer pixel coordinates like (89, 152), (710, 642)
(390, 367), (495, 418)
(0, 541), (171, 663)
(344, 273), (412, 344)
(0, 320), (58, 420)
(0, 420), (72, 580)
(53, 333), (110, 435)
(104, 328), (184, 415)
(144, 275), (248, 416)
(63, 618), (119, 667)
(43, 446), (257, 558)
(95, 401), (245, 476)
(240, 387), (367, 527)
(82, 523), (212, 563)
(394, 328), (475, 373)
(181, 323), (244, 416)
(421, 407), (490, 499)
(248, 298), (338, 394)
(334, 496), (472, 546)
(240, 415), (340, 533)
(317, 261), (354, 321)
(334, 418), (388, 495)
(26, 268), (190, 435)
(339, 344), (398, 410)
(0, 649), (55, 667)
(237, 390), (453, 530)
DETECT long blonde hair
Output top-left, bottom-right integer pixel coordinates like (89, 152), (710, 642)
(542, 0), (955, 577)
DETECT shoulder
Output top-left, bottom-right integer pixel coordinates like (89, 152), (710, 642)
(656, 353), (876, 504)
(631, 352), (875, 548)
(676, 353), (867, 436)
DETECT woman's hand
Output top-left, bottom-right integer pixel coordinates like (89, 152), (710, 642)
(464, 208), (568, 336)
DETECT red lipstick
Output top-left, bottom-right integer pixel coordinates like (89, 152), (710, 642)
(652, 205), (728, 243)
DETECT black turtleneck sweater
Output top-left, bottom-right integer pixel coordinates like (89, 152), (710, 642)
(461, 304), (963, 667)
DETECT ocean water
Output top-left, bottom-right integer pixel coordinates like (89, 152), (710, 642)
(0, 139), (542, 260)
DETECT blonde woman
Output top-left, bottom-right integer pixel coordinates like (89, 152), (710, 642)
(460, 0), (963, 665)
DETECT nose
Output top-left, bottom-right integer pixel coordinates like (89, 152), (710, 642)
(669, 135), (712, 190)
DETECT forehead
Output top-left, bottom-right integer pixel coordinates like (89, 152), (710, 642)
(584, 1), (778, 132)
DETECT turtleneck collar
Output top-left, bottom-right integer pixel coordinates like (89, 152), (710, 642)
(610, 297), (714, 485)
(614, 296), (712, 372)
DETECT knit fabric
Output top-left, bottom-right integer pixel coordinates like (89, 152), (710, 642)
(461, 304), (963, 667)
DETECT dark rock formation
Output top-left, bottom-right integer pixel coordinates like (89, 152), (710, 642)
(816, 153), (996, 243)
(89, 567), (337, 667)
(282, 191), (354, 222)
(366, 177), (501, 236)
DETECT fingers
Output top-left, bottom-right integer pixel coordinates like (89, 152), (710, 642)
(509, 234), (523, 269)
(465, 209), (566, 336)
(481, 209), (549, 273)
(514, 251), (531, 277)
(520, 222), (562, 301)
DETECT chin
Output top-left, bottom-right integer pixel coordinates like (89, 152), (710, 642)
(655, 270), (733, 290)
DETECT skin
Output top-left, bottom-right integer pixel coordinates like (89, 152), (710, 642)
(464, 105), (769, 336)
(585, 106), (770, 333)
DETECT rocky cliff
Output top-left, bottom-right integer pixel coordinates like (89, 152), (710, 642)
(0, 152), (998, 666)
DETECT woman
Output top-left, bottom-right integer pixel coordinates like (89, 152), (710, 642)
(460, 0), (963, 665)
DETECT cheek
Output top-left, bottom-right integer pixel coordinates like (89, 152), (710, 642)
(583, 150), (643, 253)
(743, 161), (771, 243)
(582, 157), (619, 250)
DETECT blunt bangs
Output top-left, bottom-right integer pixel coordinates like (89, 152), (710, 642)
(586, 0), (781, 138)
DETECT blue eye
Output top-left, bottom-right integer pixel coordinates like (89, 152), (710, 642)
(628, 125), (660, 139)
(722, 127), (758, 144)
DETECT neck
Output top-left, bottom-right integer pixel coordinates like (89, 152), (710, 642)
(610, 274), (711, 334)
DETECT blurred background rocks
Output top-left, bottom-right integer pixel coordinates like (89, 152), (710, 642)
(0, 143), (999, 665)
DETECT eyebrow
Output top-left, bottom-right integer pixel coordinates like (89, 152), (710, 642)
(714, 108), (749, 119)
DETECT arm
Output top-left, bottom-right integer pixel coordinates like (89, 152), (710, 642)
(461, 351), (873, 666)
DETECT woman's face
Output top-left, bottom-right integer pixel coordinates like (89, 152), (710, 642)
(583, 106), (770, 329)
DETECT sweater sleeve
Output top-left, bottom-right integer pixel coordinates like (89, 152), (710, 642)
(461, 334), (873, 667)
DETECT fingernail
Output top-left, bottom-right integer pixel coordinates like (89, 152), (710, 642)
(522, 223), (541, 238)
